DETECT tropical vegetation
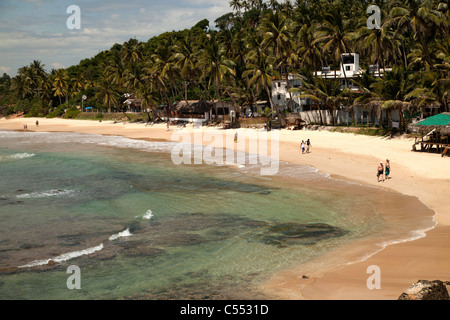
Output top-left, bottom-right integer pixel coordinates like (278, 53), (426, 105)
(0, 0), (448, 131)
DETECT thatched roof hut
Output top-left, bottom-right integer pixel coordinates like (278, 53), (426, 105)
(174, 100), (213, 115)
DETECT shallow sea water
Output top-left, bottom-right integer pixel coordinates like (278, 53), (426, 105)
(0, 131), (434, 299)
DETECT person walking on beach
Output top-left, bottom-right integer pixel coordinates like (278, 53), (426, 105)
(35, 120), (39, 127)
(306, 139), (311, 153)
(385, 159), (390, 180)
(377, 161), (384, 182)
(301, 140), (306, 154)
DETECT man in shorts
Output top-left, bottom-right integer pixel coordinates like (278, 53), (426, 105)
(377, 161), (384, 182)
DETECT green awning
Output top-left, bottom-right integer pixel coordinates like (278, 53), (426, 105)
(416, 113), (450, 126)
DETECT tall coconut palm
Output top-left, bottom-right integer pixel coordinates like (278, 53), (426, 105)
(120, 38), (143, 66)
(370, 66), (413, 129)
(70, 73), (85, 98)
(52, 69), (69, 106)
(152, 40), (181, 102)
(350, 14), (401, 74)
(242, 50), (280, 117)
(196, 33), (236, 119)
(292, 77), (347, 126)
(95, 76), (119, 114)
(106, 57), (126, 92)
(295, 23), (323, 76)
(386, 0), (445, 69)
(229, 0), (242, 15)
(313, 5), (352, 82)
(11, 73), (31, 99)
(406, 70), (450, 114)
(259, 10), (295, 112)
(30, 60), (46, 98)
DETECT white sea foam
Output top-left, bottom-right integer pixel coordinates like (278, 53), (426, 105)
(109, 228), (132, 241)
(17, 189), (76, 199)
(8, 153), (36, 159)
(19, 243), (104, 268)
(143, 209), (153, 220)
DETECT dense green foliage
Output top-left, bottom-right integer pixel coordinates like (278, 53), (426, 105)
(1, 0), (448, 130)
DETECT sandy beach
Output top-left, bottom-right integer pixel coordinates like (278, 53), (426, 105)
(1, 116), (449, 300)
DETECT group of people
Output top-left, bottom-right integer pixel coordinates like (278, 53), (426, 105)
(300, 139), (312, 154)
(377, 159), (391, 182)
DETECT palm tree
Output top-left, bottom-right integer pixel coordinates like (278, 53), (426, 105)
(295, 24), (323, 76)
(40, 74), (53, 110)
(106, 57), (126, 92)
(370, 66), (413, 129)
(350, 14), (401, 74)
(70, 73), (85, 98)
(313, 5), (352, 83)
(52, 69), (69, 106)
(95, 76), (119, 114)
(259, 10), (295, 113)
(171, 34), (204, 102)
(229, 0), (242, 15)
(386, 0), (445, 69)
(152, 39), (181, 102)
(30, 60), (46, 98)
(292, 77), (346, 126)
(120, 38), (143, 66)
(11, 74), (31, 100)
(196, 33), (236, 120)
(406, 70), (450, 114)
(242, 50), (280, 117)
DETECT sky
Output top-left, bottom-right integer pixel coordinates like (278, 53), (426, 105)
(0, 0), (231, 76)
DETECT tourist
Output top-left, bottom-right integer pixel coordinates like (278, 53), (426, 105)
(36, 120), (39, 127)
(306, 139), (311, 153)
(301, 140), (306, 154)
(385, 159), (391, 180)
(377, 161), (384, 182)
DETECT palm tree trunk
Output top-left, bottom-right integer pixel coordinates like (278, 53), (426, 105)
(317, 103), (323, 125)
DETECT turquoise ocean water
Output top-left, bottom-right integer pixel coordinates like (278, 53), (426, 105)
(0, 131), (434, 299)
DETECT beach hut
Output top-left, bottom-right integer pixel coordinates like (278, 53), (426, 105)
(174, 100), (213, 118)
(412, 113), (450, 156)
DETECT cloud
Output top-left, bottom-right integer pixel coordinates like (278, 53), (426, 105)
(0, 66), (12, 74)
(51, 62), (65, 70)
(0, 0), (232, 75)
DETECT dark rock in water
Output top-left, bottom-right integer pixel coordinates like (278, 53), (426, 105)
(184, 269), (209, 279)
(398, 280), (450, 300)
(122, 245), (165, 258)
(259, 223), (347, 247)
(20, 243), (45, 250)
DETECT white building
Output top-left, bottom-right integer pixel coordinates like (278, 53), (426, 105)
(271, 73), (311, 113)
(271, 53), (397, 126)
(314, 53), (390, 90)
